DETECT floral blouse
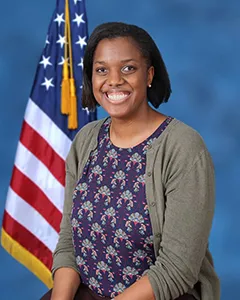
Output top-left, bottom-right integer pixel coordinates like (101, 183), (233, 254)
(71, 116), (173, 298)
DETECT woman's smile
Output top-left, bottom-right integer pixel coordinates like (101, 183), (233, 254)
(103, 90), (132, 104)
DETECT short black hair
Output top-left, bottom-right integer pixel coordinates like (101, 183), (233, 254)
(82, 22), (171, 111)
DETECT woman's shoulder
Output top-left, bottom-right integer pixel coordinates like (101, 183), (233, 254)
(77, 117), (107, 137)
(66, 118), (107, 163)
(72, 117), (107, 145)
(156, 118), (211, 163)
(153, 118), (214, 183)
(167, 118), (206, 148)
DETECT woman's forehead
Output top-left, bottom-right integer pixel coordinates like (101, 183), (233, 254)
(93, 37), (143, 63)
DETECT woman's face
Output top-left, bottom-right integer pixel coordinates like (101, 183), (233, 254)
(92, 37), (154, 120)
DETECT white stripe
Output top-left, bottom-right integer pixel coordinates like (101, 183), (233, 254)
(24, 98), (72, 160)
(5, 188), (59, 252)
(14, 142), (65, 213)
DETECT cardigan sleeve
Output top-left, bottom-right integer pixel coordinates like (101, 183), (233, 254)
(51, 150), (79, 276)
(144, 149), (215, 300)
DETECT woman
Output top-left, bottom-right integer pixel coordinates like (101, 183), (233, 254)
(42, 22), (220, 300)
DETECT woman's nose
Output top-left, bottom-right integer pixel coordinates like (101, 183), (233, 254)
(107, 70), (124, 86)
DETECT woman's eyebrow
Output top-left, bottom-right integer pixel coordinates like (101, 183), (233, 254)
(120, 58), (137, 63)
(94, 60), (105, 64)
(94, 58), (137, 65)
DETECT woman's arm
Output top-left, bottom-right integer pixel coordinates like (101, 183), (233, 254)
(51, 146), (80, 298)
(51, 268), (80, 300)
(114, 275), (155, 300)
(144, 148), (215, 299)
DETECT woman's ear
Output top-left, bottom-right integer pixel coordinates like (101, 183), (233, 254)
(147, 66), (154, 87)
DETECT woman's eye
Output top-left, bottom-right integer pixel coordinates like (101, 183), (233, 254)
(96, 67), (107, 74)
(122, 65), (136, 73)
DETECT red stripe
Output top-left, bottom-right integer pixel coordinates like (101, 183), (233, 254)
(2, 211), (53, 270)
(10, 166), (61, 233)
(20, 121), (65, 186)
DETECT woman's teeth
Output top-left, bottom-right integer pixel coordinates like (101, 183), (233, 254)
(107, 92), (129, 101)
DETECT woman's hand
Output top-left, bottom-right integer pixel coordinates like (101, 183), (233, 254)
(51, 267), (80, 300)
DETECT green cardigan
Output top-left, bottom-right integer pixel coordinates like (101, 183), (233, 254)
(52, 118), (220, 300)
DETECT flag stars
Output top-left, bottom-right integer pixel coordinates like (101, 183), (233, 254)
(56, 34), (66, 48)
(78, 57), (84, 69)
(72, 13), (85, 27)
(82, 107), (90, 115)
(58, 56), (69, 66)
(76, 35), (87, 49)
(54, 13), (65, 27)
(45, 35), (50, 45)
(41, 77), (54, 91)
(39, 55), (52, 69)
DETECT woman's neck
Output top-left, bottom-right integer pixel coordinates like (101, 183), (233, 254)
(109, 108), (167, 148)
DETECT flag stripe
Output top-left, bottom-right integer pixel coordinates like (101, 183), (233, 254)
(2, 211), (53, 270)
(15, 142), (65, 213)
(20, 120), (65, 186)
(5, 188), (58, 252)
(24, 99), (72, 160)
(10, 166), (61, 232)
(1, 228), (53, 289)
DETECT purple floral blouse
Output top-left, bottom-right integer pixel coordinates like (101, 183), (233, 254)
(71, 116), (173, 298)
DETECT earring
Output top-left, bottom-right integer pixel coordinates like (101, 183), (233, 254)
(148, 84), (152, 88)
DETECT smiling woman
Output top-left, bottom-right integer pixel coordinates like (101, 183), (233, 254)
(41, 22), (220, 300)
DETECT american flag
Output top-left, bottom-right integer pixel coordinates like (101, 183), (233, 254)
(1, 0), (95, 288)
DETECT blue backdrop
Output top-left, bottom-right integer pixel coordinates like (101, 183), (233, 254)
(0, 1), (239, 299)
